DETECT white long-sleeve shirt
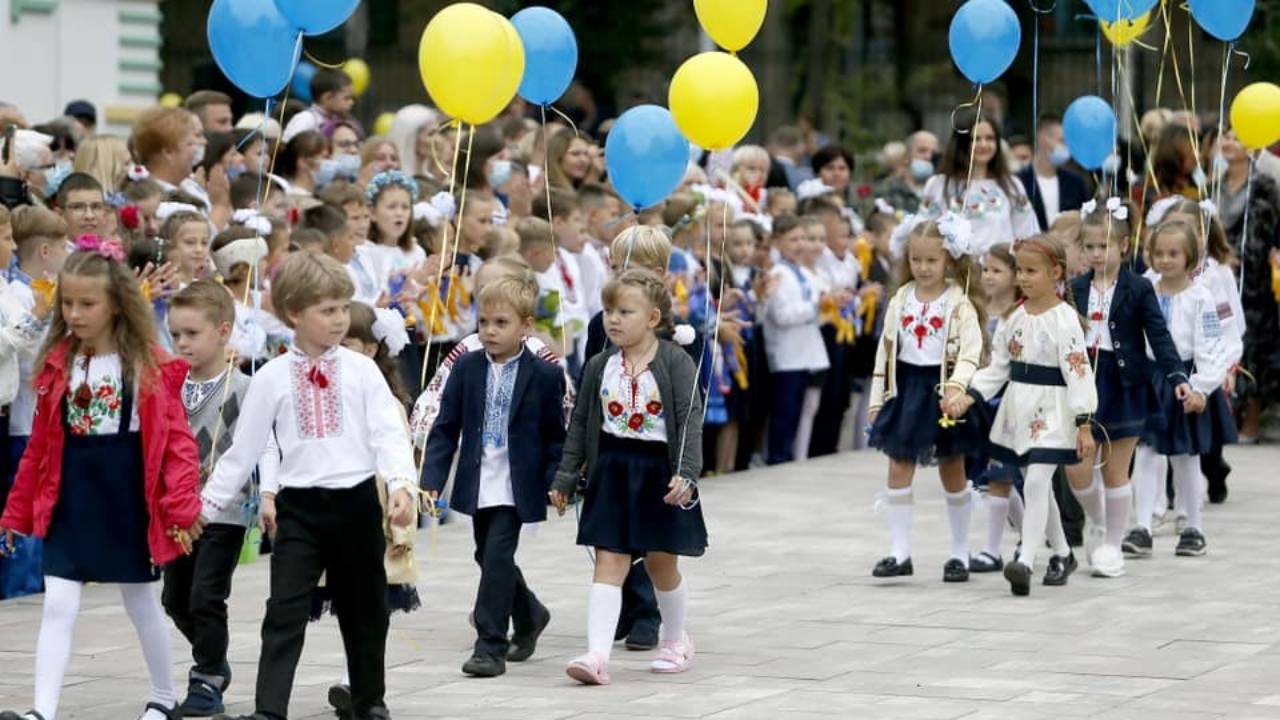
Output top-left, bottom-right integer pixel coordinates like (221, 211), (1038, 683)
(0, 278), (44, 409)
(200, 345), (416, 518)
(1147, 281), (1233, 396)
(762, 261), (830, 373)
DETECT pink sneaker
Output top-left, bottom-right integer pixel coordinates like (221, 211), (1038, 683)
(650, 634), (695, 673)
(565, 652), (611, 685)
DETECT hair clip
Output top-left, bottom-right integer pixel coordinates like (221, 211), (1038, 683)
(74, 234), (125, 262)
(156, 202), (200, 222)
(1083, 197), (1128, 222)
(118, 205), (140, 230)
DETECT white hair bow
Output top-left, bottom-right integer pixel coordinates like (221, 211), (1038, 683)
(889, 213), (929, 260)
(156, 202), (201, 222)
(936, 211), (976, 259)
(212, 236), (268, 280)
(232, 209), (272, 236)
(739, 213), (773, 236)
(412, 191), (457, 228)
(1083, 197), (1128, 222)
(126, 165), (150, 182)
(371, 307), (410, 358)
(796, 178), (836, 203)
(874, 198), (896, 216)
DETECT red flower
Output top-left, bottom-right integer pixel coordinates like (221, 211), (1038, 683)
(96, 384), (112, 399)
(288, 207), (300, 225)
(856, 184), (872, 199)
(646, 400), (662, 415)
(119, 205), (140, 230)
(901, 315), (914, 328)
(72, 383), (92, 409)
(1090, 311), (1103, 321)
(607, 400), (624, 417)
(628, 413), (645, 431)
(108, 398), (120, 411)
(928, 316), (944, 329)
(914, 324), (928, 338)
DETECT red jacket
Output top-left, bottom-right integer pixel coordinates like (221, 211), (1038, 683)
(0, 340), (203, 566)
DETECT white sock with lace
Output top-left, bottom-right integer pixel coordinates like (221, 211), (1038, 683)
(654, 580), (688, 643)
(985, 495), (1010, 558)
(586, 583), (622, 661)
(1071, 473), (1106, 528)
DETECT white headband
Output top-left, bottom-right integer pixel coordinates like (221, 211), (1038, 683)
(212, 236), (268, 280)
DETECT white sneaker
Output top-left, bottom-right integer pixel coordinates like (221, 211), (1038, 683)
(1174, 514), (1188, 536)
(1152, 510), (1175, 536)
(1090, 543), (1126, 578)
(1083, 523), (1106, 561)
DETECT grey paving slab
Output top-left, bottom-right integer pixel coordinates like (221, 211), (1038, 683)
(2, 445), (1280, 719)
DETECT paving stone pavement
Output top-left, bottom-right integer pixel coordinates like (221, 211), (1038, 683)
(3, 447), (1280, 719)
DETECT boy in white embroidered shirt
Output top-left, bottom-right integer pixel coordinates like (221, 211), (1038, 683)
(200, 252), (415, 720)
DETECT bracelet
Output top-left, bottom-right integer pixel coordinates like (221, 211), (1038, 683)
(1075, 414), (1093, 428)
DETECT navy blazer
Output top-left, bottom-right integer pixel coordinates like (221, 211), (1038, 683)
(1018, 166), (1092, 231)
(1070, 267), (1186, 388)
(420, 349), (567, 524)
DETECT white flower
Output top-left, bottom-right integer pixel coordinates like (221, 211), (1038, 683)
(126, 165), (150, 182)
(1112, 205), (1129, 221)
(673, 324), (696, 346)
(413, 201), (443, 227)
(1106, 196), (1122, 212)
(739, 213), (772, 236)
(874, 198), (896, 216)
(1081, 199), (1098, 216)
(372, 307), (410, 358)
(430, 191), (456, 221)
(936, 211), (976, 259)
(796, 178), (836, 203)
(1145, 196), (1180, 226)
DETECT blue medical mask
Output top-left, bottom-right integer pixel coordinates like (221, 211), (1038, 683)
(1049, 144), (1072, 168)
(316, 154), (360, 188)
(226, 164), (247, 182)
(1101, 154), (1121, 176)
(44, 159), (73, 197)
(909, 158), (934, 182)
(486, 159), (512, 190)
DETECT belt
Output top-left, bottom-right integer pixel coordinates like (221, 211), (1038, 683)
(1010, 362), (1066, 387)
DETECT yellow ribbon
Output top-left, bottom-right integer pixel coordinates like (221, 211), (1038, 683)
(673, 277), (690, 318)
(855, 237), (873, 282)
(819, 296), (856, 345)
(857, 286), (879, 336)
(732, 341), (749, 390)
(1272, 260), (1280, 302)
(417, 284), (448, 336)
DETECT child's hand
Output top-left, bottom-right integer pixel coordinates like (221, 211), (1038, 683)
(189, 516), (207, 542)
(388, 543), (411, 558)
(663, 476), (696, 506)
(0, 527), (14, 557)
(944, 393), (974, 418)
(1182, 391), (1207, 414)
(1077, 426), (1096, 460)
(1174, 382), (1194, 402)
(420, 489), (440, 517)
(388, 487), (415, 527)
(548, 489), (568, 516)
(259, 493), (278, 539)
(1224, 371), (1237, 396)
(31, 283), (53, 321)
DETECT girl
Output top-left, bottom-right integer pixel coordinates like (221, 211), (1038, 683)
(797, 215), (841, 461)
(551, 268), (705, 685)
(1128, 221), (1230, 558)
(0, 236), (205, 720)
(920, 109), (1039, 244)
(159, 209), (212, 285)
(1066, 197), (1190, 578)
(729, 145), (770, 213)
(948, 235), (1098, 596)
(366, 171), (423, 278)
(867, 213), (986, 583)
(718, 220), (762, 473)
(762, 214), (830, 465)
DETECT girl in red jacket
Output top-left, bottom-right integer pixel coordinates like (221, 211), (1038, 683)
(0, 236), (205, 720)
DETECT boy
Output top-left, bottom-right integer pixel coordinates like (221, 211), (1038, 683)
(301, 204), (356, 271)
(230, 174), (291, 225)
(163, 280), (254, 716)
(515, 217), (572, 361)
(319, 183), (385, 306)
(201, 252), (416, 720)
(529, 191), (588, 369)
(283, 69), (360, 143)
(54, 173), (106, 241)
(420, 274), (566, 678)
(537, 188), (604, 329)
(577, 183), (623, 271)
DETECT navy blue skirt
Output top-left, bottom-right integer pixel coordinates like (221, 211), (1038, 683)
(1143, 359), (1237, 456)
(577, 433), (707, 557)
(1092, 350), (1150, 441)
(869, 362), (985, 464)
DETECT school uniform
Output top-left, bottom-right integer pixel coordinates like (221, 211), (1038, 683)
(201, 345), (416, 720)
(1070, 267), (1187, 440)
(810, 247), (861, 457)
(762, 260), (829, 464)
(421, 348), (567, 660)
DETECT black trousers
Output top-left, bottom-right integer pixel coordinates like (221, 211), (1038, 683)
(809, 329), (851, 458)
(472, 506), (542, 657)
(768, 371), (810, 465)
(255, 479), (388, 719)
(1053, 466), (1085, 547)
(616, 562), (661, 640)
(162, 522), (244, 678)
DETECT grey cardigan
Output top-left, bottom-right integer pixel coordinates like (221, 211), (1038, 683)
(553, 340), (703, 495)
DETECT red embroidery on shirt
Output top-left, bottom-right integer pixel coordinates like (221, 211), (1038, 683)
(292, 357), (342, 439)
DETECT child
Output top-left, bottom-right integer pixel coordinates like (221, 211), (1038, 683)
(1065, 197), (1189, 578)
(534, 188), (595, 356)
(721, 220), (766, 472)
(282, 68), (361, 143)
(302, 204), (356, 278)
(948, 235), (1098, 596)
(160, 209), (213, 285)
(846, 208), (896, 451)
(578, 183), (622, 270)
(766, 187), (797, 217)
(210, 226), (284, 366)
(810, 199), (860, 458)
(320, 182), (387, 307)
(0, 236), (205, 720)
(550, 268), (706, 685)
(198, 252), (417, 720)
(866, 213), (987, 582)
(729, 145), (770, 213)
(762, 214), (831, 465)
(1126, 221), (1231, 557)
(161, 280), (253, 716)
(366, 171), (424, 278)
(421, 274), (566, 678)
(1048, 210), (1087, 277)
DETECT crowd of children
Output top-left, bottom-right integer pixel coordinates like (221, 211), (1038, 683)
(0, 65), (1270, 718)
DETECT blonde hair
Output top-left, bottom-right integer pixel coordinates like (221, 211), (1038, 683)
(515, 216), (553, 252)
(160, 210), (207, 242)
(270, 251), (355, 328)
(610, 225), (671, 271)
(892, 220), (989, 342)
(602, 268), (674, 335)
(478, 273), (539, 319)
(11, 205), (68, 258)
(1013, 234), (1087, 329)
(1150, 219), (1202, 270)
(1080, 197), (1139, 257)
(74, 135), (132, 192)
(731, 145), (769, 174)
(1048, 210), (1082, 247)
(475, 254), (535, 294)
(170, 278), (235, 326)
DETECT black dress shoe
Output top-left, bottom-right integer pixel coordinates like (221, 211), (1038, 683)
(508, 605), (551, 662)
(625, 625), (658, 651)
(942, 558), (970, 583)
(1004, 561), (1032, 596)
(462, 653), (506, 678)
(328, 684), (353, 718)
(872, 556), (913, 578)
(1, 712), (45, 720)
(970, 552), (1003, 573)
(1042, 552), (1077, 586)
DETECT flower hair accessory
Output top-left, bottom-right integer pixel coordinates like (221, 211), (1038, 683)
(412, 191), (457, 228)
(1082, 197), (1129, 222)
(1199, 198), (1217, 218)
(740, 213), (772, 236)
(371, 307), (411, 358)
(156, 202), (200, 222)
(796, 178), (836, 203)
(119, 205), (140, 230)
(75, 234), (125, 262)
(874, 198), (896, 216)
(126, 165), (150, 182)
(935, 211), (976, 259)
(233, 209), (272, 236)
(212, 236), (268, 280)
(888, 213), (929, 260)
(365, 170), (420, 205)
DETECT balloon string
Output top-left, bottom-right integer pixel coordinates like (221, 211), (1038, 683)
(425, 118), (456, 182)
(714, 169), (762, 214)
(540, 104), (572, 365)
(963, 89), (984, 194)
(1116, 54), (1159, 222)
(1211, 42), (1231, 208)
(545, 104), (583, 140)
(1109, 16), (1120, 197)
(1238, 153), (1255, 301)
(303, 47), (347, 70)
(1184, 5), (1204, 199)
(1032, 1), (1041, 166)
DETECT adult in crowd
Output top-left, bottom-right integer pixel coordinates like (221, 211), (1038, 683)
(185, 90), (234, 134)
(1017, 114), (1091, 230)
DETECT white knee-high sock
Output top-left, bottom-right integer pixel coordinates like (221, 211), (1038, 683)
(1071, 473), (1106, 527)
(587, 583), (623, 660)
(33, 577), (82, 720)
(985, 495), (1010, 558)
(1171, 455), (1203, 532)
(119, 583), (177, 714)
(1007, 489), (1025, 532)
(1133, 445), (1161, 532)
(886, 487), (913, 562)
(654, 580), (688, 643)
(1019, 466), (1055, 572)
(793, 387), (822, 461)
(944, 489), (972, 565)
(1104, 485), (1132, 548)
(1044, 492), (1071, 557)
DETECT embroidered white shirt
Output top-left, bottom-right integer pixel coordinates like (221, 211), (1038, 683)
(478, 351), (522, 509)
(600, 353), (667, 443)
(1086, 282), (1117, 352)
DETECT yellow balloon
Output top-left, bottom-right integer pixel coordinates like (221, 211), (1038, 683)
(1100, 11), (1152, 47)
(669, 52), (759, 151)
(373, 112), (395, 138)
(418, 4), (524, 125)
(1231, 82), (1280, 150)
(159, 92), (183, 109)
(694, 0), (767, 52)
(343, 58), (371, 98)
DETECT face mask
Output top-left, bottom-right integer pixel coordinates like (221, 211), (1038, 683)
(315, 159), (340, 188)
(1049, 144), (1072, 168)
(1101, 154), (1121, 176)
(1212, 153), (1229, 176)
(191, 143), (206, 168)
(44, 160), (73, 197)
(909, 158), (934, 182)
(334, 153), (361, 179)
(226, 164), (247, 182)
(1192, 165), (1207, 189)
(486, 159), (512, 190)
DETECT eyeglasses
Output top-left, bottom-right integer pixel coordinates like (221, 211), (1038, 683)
(65, 202), (106, 215)
(334, 139), (360, 151)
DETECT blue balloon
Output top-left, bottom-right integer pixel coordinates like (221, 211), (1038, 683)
(512, 7), (578, 106)
(1063, 96), (1117, 171)
(292, 61), (316, 103)
(949, 0), (1021, 85)
(605, 105), (690, 210)
(272, 0), (361, 36)
(1087, 0), (1159, 21)
(208, 0), (301, 99)
(1188, 0), (1254, 41)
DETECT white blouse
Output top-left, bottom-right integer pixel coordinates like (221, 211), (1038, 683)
(1150, 282), (1233, 395)
(65, 353), (139, 435)
(1085, 282), (1117, 351)
(920, 175), (1040, 246)
(897, 288), (950, 366)
(599, 353), (667, 443)
(762, 261), (829, 373)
